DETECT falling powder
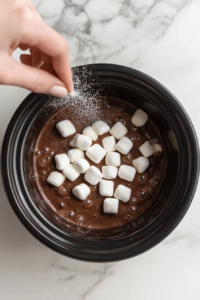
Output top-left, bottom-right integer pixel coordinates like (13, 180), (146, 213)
(43, 66), (108, 125)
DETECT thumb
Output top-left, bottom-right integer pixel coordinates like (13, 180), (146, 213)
(0, 56), (68, 98)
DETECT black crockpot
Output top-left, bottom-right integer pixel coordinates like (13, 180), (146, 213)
(1, 64), (199, 262)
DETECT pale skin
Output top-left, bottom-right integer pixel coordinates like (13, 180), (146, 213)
(0, 0), (73, 98)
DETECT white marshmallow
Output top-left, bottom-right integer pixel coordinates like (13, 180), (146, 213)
(74, 158), (90, 173)
(139, 141), (154, 157)
(82, 126), (98, 141)
(115, 137), (133, 155)
(62, 164), (80, 181)
(56, 120), (76, 137)
(99, 179), (114, 197)
(102, 136), (116, 152)
(86, 144), (106, 163)
(84, 166), (103, 185)
(114, 184), (131, 203)
(118, 165), (136, 182)
(132, 156), (149, 173)
(102, 166), (118, 179)
(152, 143), (162, 156)
(68, 148), (84, 163)
(92, 120), (110, 135)
(103, 198), (119, 214)
(69, 134), (78, 147)
(54, 153), (70, 171)
(106, 152), (121, 167)
(72, 183), (90, 200)
(74, 134), (92, 151)
(47, 171), (65, 187)
(131, 109), (148, 127)
(109, 122), (128, 140)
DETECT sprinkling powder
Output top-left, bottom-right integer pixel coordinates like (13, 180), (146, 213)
(43, 66), (107, 125)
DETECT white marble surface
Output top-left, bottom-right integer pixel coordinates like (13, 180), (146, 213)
(1, 0), (200, 299)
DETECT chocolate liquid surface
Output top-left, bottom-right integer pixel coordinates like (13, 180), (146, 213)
(33, 97), (166, 229)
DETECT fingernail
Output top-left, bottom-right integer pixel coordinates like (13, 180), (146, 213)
(49, 86), (68, 98)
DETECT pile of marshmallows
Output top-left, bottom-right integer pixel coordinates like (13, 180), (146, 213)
(47, 109), (162, 214)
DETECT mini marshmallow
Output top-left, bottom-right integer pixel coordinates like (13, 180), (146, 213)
(139, 141), (154, 157)
(86, 144), (106, 164)
(62, 164), (80, 181)
(109, 122), (128, 140)
(82, 126), (98, 141)
(68, 148), (84, 163)
(74, 134), (92, 151)
(99, 179), (114, 197)
(74, 158), (90, 173)
(115, 137), (133, 155)
(84, 166), (103, 185)
(102, 136), (116, 152)
(72, 183), (90, 200)
(114, 184), (131, 203)
(152, 143), (162, 156)
(106, 152), (121, 167)
(69, 134), (78, 147)
(131, 109), (148, 127)
(118, 165), (136, 182)
(103, 198), (119, 214)
(132, 156), (149, 173)
(102, 166), (118, 179)
(92, 120), (110, 135)
(56, 120), (76, 137)
(47, 171), (65, 187)
(54, 153), (70, 171)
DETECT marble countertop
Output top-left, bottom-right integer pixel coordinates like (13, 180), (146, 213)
(1, 0), (200, 299)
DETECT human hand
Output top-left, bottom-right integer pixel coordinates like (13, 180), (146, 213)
(0, 0), (73, 98)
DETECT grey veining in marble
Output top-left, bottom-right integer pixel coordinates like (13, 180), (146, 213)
(36, 0), (191, 66)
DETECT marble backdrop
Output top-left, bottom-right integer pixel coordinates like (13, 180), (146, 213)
(0, 0), (200, 299)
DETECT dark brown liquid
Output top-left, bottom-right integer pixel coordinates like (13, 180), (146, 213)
(33, 97), (166, 229)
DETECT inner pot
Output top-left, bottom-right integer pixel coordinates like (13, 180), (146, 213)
(2, 64), (199, 262)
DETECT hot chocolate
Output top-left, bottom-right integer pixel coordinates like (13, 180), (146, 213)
(33, 97), (166, 229)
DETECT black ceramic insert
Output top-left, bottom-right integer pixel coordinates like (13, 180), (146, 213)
(1, 64), (199, 262)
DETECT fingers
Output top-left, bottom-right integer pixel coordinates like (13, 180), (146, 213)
(21, 54), (55, 76)
(0, 56), (68, 98)
(41, 52), (52, 64)
(20, 54), (32, 66)
(19, 44), (29, 51)
(20, 54), (56, 76)
(21, 52), (51, 67)
(30, 47), (43, 68)
(52, 54), (73, 93)
(21, 21), (73, 92)
(40, 63), (57, 76)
